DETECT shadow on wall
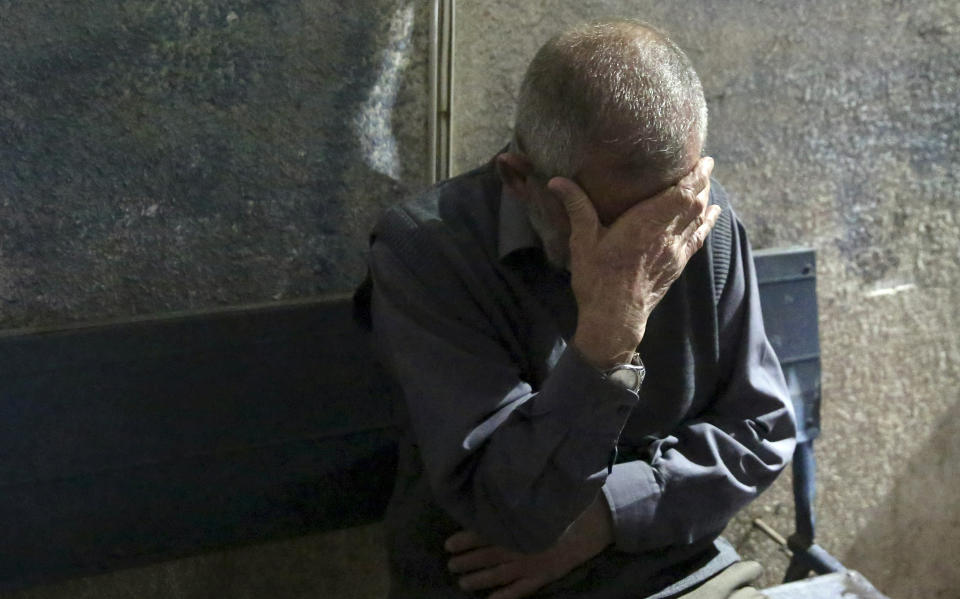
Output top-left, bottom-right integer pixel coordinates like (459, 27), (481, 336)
(845, 396), (960, 598)
(0, 0), (428, 330)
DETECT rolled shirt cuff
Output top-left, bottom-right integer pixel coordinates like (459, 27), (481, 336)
(601, 459), (663, 553)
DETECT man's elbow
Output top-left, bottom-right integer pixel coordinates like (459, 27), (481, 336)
(752, 399), (797, 464)
(773, 400), (798, 465)
(770, 434), (797, 470)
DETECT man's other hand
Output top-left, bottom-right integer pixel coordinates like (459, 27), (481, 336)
(548, 157), (720, 370)
(444, 495), (613, 599)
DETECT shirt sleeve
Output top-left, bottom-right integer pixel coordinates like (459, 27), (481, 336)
(600, 213), (797, 553)
(369, 230), (638, 553)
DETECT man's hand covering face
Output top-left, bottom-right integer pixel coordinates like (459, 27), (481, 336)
(549, 157), (719, 369)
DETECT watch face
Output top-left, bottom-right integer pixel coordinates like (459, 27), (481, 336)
(603, 354), (644, 392)
(609, 368), (641, 392)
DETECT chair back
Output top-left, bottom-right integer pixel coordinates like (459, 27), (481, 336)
(754, 247), (822, 444)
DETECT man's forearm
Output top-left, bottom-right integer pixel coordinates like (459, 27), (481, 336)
(371, 251), (637, 553)
(445, 494), (614, 598)
(598, 214), (796, 553)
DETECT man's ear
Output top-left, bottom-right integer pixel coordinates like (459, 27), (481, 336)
(495, 152), (536, 201)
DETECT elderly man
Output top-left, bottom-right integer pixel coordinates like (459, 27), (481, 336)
(364, 19), (796, 599)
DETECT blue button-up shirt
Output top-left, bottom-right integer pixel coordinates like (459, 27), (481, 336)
(367, 157), (796, 598)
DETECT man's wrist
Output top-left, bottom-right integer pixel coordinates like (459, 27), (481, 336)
(601, 354), (645, 393)
(571, 325), (642, 371)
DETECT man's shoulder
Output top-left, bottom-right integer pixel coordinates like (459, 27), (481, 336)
(358, 160), (504, 328)
(377, 161), (499, 232)
(372, 160), (502, 260)
(707, 178), (735, 305)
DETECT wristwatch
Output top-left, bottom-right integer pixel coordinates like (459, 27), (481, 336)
(602, 352), (645, 393)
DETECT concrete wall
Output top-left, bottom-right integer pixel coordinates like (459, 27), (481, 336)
(2, 1), (958, 599)
(1, 0), (418, 597)
(452, 2), (959, 597)
(0, 0), (430, 329)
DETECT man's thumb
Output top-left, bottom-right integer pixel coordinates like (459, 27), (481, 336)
(547, 177), (598, 232)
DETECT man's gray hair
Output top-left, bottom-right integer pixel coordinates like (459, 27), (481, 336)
(513, 20), (707, 180)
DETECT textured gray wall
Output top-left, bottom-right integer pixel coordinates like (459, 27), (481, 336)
(453, 2), (959, 598)
(0, 0), (418, 597)
(0, 0), (429, 329)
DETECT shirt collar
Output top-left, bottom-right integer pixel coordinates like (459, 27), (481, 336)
(497, 186), (541, 260)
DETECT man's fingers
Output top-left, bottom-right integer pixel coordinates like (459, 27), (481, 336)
(448, 546), (518, 573)
(680, 201), (719, 239)
(547, 177), (599, 235)
(457, 563), (519, 592)
(682, 156), (714, 196)
(445, 530), (486, 553)
(674, 156), (714, 223)
(619, 156), (713, 235)
(672, 155), (712, 193)
(696, 204), (723, 243)
(488, 575), (548, 599)
(681, 204), (722, 257)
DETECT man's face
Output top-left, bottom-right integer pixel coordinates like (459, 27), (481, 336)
(526, 141), (702, 269)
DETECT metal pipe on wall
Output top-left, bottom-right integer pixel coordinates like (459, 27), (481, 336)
(428, 0), (454, 183)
